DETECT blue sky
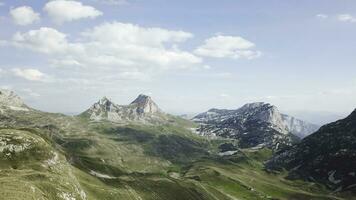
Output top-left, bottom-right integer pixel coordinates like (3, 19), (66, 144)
(0, 0), (355, 122)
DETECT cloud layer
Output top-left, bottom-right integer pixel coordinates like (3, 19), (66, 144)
(44, 0), (103, 23)
(8, 22), (205, 81)
(337, 14), (356, 23)
(10, 6), (40, 26)
(12, 68), (48, 81)
(194, 35), (261, 59)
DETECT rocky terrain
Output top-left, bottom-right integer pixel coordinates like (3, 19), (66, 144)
(193, 102), (319, 150)
(0, 89), (30, 112)
(80, 94), (168, 124)
(0, 89), (353, 200)
(266, 109), (356, 194)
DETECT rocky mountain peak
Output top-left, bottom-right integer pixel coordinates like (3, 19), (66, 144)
(193, 102), (319, 149)
(130, 94), (160, 114)
(349, 108), (356, 119)
(90, 96), (116, 112)
(99, 96), (110, 104)
(240, 102), (278, 115)
(82, 94), (164, 123)
(240, 102), (270, 109)
(0, 89), (29, 111)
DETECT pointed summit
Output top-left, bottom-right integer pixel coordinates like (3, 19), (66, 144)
(99, 96), (110, 104)
(90, 96), (115, 112)
(81, 94), (164, 123)
(130, 94), (161, 114)
(349, 108), (356, 119)
(0, 89), (29, 111)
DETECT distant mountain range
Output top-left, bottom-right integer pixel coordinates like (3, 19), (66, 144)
(193, 102), (320, 150)
(0, 89), (355, 198)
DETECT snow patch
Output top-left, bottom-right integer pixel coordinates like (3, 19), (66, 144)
(89, 170), (116, 179)
(218, 150), (238, 156)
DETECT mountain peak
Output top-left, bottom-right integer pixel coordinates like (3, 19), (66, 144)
(0, 89), (29, 111)
(130, 94), (160, 114)
(240, 102), (276, 111)
(82, 94), (163, 122)
(98, 96), (111, 105)
(242, 102), (269, 108)
(193, 102), (319, 149)
(349, 108), (356, 118)
(131, 94), (152, 103)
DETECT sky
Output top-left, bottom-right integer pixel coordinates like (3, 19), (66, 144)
(0, 0), (355, 122)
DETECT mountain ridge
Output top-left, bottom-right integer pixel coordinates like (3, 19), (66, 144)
(193, 102), (319, 150)
(80, 94), (167, 124)
(0, 89), (30, 112)
(0, 89), (353, 199)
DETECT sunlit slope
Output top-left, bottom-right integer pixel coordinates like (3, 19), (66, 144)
(0, 128), (86, 200)
(0, 108), (351, 200)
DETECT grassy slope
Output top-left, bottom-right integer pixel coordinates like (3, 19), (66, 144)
(0, 128), (86, 200)
(184, 149), (343, 200)
(0, 109), (353, 200)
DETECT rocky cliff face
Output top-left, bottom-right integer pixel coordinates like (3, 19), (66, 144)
(0, 89), (29, 112)
(82, 94), (163, 123)
(193, 102), (318, 150)
(266, 109), (356, 192)
(130, 94), (161, 114)
(281, 114), (320, 138)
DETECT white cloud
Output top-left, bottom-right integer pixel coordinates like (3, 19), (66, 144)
(194, 35), (261, 59)
(0, 2), (4, 6)
(12, 68), (48, 81)
(10, 6), (40, 26)
(9, 22), (202, 80)
(316, 14), (328, 19)
(44, 0), (103, 24)
(337, 14), (356, 23)
(80, 22), (200, 69)
(12, 27), (81, 54)
(83, 22), (193, 47)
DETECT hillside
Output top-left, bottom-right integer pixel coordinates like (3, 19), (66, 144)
(266, 109), (356, 195)
(0, 90), (351, 200)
